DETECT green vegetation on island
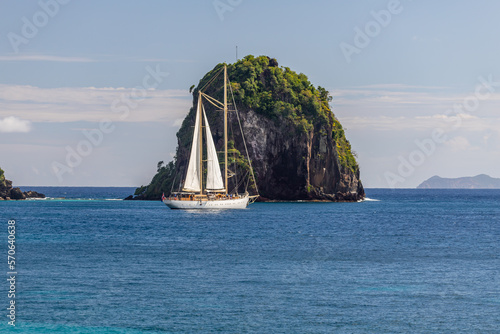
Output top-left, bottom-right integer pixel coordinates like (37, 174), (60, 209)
(194, 55), (358, 173)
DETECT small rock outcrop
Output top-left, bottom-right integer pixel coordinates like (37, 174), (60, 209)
(9, 188), (25, 200)
(0, 168), (45, 200)
(23, 190), (46, 199)
(0, 178), (13, 199)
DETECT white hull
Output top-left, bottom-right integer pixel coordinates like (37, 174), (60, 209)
(164, 195), (249, 210)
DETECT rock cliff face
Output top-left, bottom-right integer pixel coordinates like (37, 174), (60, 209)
(132, 55), (364, 201)
(237, 109), (363, 201)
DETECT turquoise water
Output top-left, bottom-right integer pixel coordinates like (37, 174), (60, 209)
(1, 188), (499, 333)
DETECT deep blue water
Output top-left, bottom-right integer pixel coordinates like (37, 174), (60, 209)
(1, 188), (499, 333)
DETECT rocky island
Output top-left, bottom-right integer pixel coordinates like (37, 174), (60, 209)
(417, 174), (500, 189)
(0, 168), (45, 200)
(129, 55), (364, 202)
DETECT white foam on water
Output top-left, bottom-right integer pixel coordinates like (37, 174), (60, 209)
(361, 197), (380, 202)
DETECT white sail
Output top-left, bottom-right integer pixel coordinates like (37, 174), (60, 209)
(163, 64), (257, 210)
(203, 105), (225, 191)
(182, 98), (201, 192)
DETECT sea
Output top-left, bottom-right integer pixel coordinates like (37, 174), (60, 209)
(1, 187), (499, 333)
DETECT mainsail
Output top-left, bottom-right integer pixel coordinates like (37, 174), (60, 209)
(203, 105), (225, 191)
(182, 97), (202, 192)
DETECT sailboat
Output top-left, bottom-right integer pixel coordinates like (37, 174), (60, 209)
(163, 64), (258, 209)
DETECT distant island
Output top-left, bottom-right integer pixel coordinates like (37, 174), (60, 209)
(0, 168), (45, 200)
(417, 174), (500, 189)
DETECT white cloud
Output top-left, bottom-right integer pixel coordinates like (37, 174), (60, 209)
(332, 84), (500, 118)
(0, 116), (31, 133)
(445, 136), (475, 151)
(137, 58), (196, 63)
(0, 54), (196, 63)
(339, 115), (500, 133)
(331, 83), (500, 132)
(0, 84), (192, 123)
(0, 55), (95, 62)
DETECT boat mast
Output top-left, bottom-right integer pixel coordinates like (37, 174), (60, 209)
(198, 92), (203, 195)
(224, 64), (228, 195)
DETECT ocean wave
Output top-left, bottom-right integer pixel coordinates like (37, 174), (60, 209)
(361, 197), (380, 202)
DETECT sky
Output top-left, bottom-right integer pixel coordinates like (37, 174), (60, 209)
(1, 0), (499, 188)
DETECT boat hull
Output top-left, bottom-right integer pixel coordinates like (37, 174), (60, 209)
(163, 195), (249, 209)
